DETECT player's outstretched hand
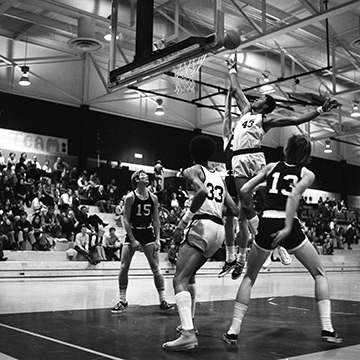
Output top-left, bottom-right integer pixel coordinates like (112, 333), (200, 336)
(322, 98), (339, 112)
(226, 53), (237, 72)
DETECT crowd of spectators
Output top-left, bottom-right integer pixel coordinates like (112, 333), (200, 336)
(0, 149), (358, 264)
(298, 196), (359, 255)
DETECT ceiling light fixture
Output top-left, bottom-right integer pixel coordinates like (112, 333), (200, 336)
(324, 139), (332, 154)
(104, 26), (119, 41)
(260, 84), (275, 94)
(350, 103), (360, 118)
(19, 35), (31, 87)
(262, 72), (270, 83)
(154, 98), (165, 116)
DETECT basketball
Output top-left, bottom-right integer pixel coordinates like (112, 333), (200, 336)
(223, 30), (241, 50)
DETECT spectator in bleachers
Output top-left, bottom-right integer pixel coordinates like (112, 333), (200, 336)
(15, 211), (36, 250)
(323, 233), (334, 255)
(105, 187), (117, 213)
(345, 221), (355, 250)
(114, 199), (124, 227)
(31, 213), (49, 251)
(57, 207), (76, 241)
(42, 160), (53, 179)
(2, 198), (15, 220)
(0, 212), (16, 250)
(2, 164), (16, 186)
(167, 240), (177, 266)
(14, 177), (27, 203)
(58, 188), (73, 211)
(0, 150), (6, 171)
(40, 177), (55, 207)
(68, 166), (78, 189)
(31, 155), (42, 171)
(0, 234), (7, 261)
(27, 162), (41, 183)
(170, 192), (179, 210)
(42, 205), (62, 239)
(89, 228), (107, 262)
(7, 152), (16, 167)
(74, 205), (108, 234)
(176, 185), (188, 208)
(77, 171), (90, 197)
(87, 172), (101, 199)
(106, 178), (117, 193)
(74, 224), (98, 265)
(31, 190), (47, 215)
(93, 184), (107, 212)
(53, 157), (69, 183)
(104, 227), (121, 261)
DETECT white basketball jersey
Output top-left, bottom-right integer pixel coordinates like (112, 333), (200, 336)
(196, 166), (225, 219)
(233, 112), (265, 151)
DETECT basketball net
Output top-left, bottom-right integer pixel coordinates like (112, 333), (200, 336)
(173, 54), (207, 94)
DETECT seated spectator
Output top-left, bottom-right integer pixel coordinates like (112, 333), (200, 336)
(31, 155), (42, 171)
(31, 213), (50, 251)
(41, 205), (62, 239)
(106, 178), (117, 193)
(0, 174), (15, 205)
(12, 199), (26, 222)
(74, 205), (108, 234)
(74, 224), (98, 265)
(15, 211), (36, 250)
(167, 240), (177, 266)
(87, 172), (101, 199)
(57, 207), (76, 241)
(104, 227), (121, 261)
(6, 152), (16, 167)
(58, 188), (73, 212)
(93, 184), (107, 212)
(114, 199), (124, 227)
(170, 192), (180, 210)
(40, 177), (55, 207)
(2, 198), (15, 221)
(68, 166), (78, 188)
(105, 187), (117, 213)
(77, 171), (89, 197)
(15, 153), (28, 179)
(31, 190), (47, 215)
(14, 177), (28, 203)
(0, 234), (8, 261)
(323, 233), (334, 255)
(53, 157), (69, 183)
(27, 162), (41, 184)
(42, 159), (53, 179)
(345, 222), (355, 250)
(0, 212), (16, 250)
(89, 228), (107, 262)
(0, 149), (6, 171)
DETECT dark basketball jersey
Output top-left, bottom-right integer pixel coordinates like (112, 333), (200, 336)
(130, 190), (154, 226)
(264, 162), (302, 211)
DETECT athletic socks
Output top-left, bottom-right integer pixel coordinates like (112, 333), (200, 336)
(175, 291), (193, 331)
(228, 301), (248, 335)
(317, 299), (334, 332)
(188, 283), (196, 319)
(237, 247), (247, 264)
(119, 287), (127, 303)
(226, 245), (237, 263)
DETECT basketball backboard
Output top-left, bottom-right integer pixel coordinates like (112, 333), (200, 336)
(108, 0), (224, 90)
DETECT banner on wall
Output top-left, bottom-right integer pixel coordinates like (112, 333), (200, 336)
(0, 128), (67, 155)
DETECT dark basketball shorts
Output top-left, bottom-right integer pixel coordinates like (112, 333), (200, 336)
(255, 216), (306, 252)
(125, 227), (155, 247)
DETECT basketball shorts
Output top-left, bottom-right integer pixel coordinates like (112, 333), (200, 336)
(182, 218), (225, 258)
(255, 215), (306, 252)
(125, 227), (155, 247)
(232, 152), (266, 179)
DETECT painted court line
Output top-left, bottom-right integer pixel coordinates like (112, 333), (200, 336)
(0, 323), (125, 360)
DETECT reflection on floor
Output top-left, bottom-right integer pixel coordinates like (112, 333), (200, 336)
(0, 272), (359, 360)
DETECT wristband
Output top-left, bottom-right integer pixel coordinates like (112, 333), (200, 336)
(182, 209), (195, 224)
(229, 68), (237, 75)
(316, 106), (324, 115)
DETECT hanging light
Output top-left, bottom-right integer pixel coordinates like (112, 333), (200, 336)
(260, 84), (274, 94)
(19, 66), (31, 86)
(350, 104), (360, 117)
(19, 36), (31, 86)
(262, 71), (270, 83)
(324, 139), (332, 154)
(104, 26), (119, 41)
(154, 98), (165, 116)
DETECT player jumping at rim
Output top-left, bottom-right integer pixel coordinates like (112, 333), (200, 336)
(219, 53), (339, 280)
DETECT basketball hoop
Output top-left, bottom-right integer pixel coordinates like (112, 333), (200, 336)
(173, 54), (207, 94)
